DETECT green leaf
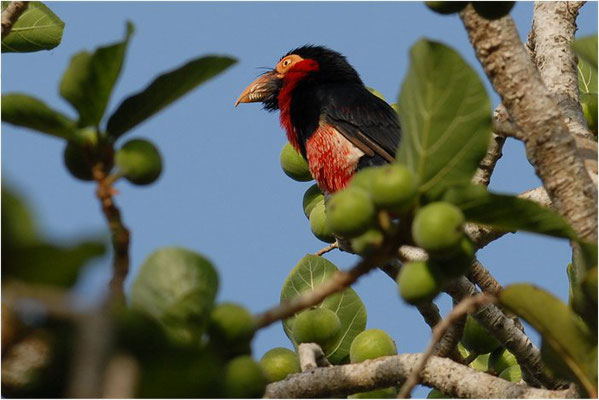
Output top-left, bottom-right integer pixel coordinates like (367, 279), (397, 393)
(1, 185), (37, 248)
(396, 39), (492, 198)
(578, 58), (598, 94)
(500, 284), (597, 397)
(280, 255), (367, 364)
(572, 34), (598, 70)
(1, 2), (64, 53)
(130, 247), (219, 345)
(106, 55), (236, 138)
(2, 240), (106, 288)
(59, 22), (134, 128)
(442, 184), (579, 241)
(1, 93), (77, 140)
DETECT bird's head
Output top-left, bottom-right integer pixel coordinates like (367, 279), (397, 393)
(235, 45), (362, 110)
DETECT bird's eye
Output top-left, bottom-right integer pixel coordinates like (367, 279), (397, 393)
(282, 59), (292, 67)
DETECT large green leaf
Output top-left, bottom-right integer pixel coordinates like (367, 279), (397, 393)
(106, 55), (236, 138)
(2, 241), (106, 287)
(1, 2), (64, 53)
(59, 22), (134, 128)
(280, 255), (367, 364)
(442, 184), (579, 241)
(2, 93), (77, 140)
(500, 284), (597, 397)
(572, 34), (598, 70)
(397, 39), (492, 198)
(130, 247), (219, 345)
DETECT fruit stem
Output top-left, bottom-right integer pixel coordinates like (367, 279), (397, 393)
(92, 163), (130, 305)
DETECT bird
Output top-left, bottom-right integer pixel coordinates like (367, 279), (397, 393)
(235, 45), (401, 194)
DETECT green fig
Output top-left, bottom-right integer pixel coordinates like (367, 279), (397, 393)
(292, 308), (341, 346)
(412, 202), (465, 254)
(115, 139), (162, 185)
(280, 142), (312, 181)
(397, 261), (442, 305)
(349, 329), (397, 363)
(326, 187), (375, 238)
(260, 347), (300, 383)
(303, 184), (324, 219)
(309, 201), (335, 243)
(224, 355), (267, 398)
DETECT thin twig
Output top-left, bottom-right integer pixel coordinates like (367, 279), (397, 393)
(102, 353), (139, 398)
(1, 1), (28, 39)
(255, 238), (398, 329)
(93, 164), (130, 304)
(314, 242), (338, 257)
(398, 293), (496, 398)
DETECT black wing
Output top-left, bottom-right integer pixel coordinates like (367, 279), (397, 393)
(319, 84), (401, 164)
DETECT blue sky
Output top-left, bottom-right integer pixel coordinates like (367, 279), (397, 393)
(2, 2), (597, 397)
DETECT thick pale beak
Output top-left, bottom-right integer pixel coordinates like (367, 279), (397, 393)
(235, 71), (278, 107)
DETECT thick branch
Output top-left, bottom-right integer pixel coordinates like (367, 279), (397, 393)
(264, 353), (575, 399)
(1, 1), (28, 39)
(527, 1), (591, 141)
(460, 6), (597, 242)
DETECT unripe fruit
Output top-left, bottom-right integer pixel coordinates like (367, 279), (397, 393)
(351, 229), (384, 255)
(64, 141), (95, 181)
(367, 87), (386, 101)
(303, 184), (324, 219)
(280, 142), (312, 182)
(498, 364), (522, 382)
(63, 128), (113, 181)
(472, 2), (515, 20)
(309, 201), (335, 243)
(115, 139), (162, 185)
(260, 347), (300, 383)
(349, 329), (397, 363)
(412, 202), (465, 254)
(208, 302), (255, 354)
(350, 167), (379, 192)
(370, 164), (418, 213)
(349, 387), (396, 399)
(425, 1), (468, 15)
(462, 315), (501, 354)
(489, 347), (518, 375)
(427, 389), (450, 399)
(292, 308), (341, 346)
(397, 261), (442, 305)
(435, 237), (475, 278)
(326, 187), (375, 238)
(581, 92), (598, 135)
(224, 355), (267, 398)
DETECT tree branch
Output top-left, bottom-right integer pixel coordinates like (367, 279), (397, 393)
(398, 293), (496, 398)
(1, 1), (28, 39)
(527, 1), (591, 141)
(93, 165), (130, 304)
(264, 353), (576, 399)
(298, 343), (331, 371)
(254, 240), (397, 329)
(446, 276), (554, 389)
(460, 5), (598, 242)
